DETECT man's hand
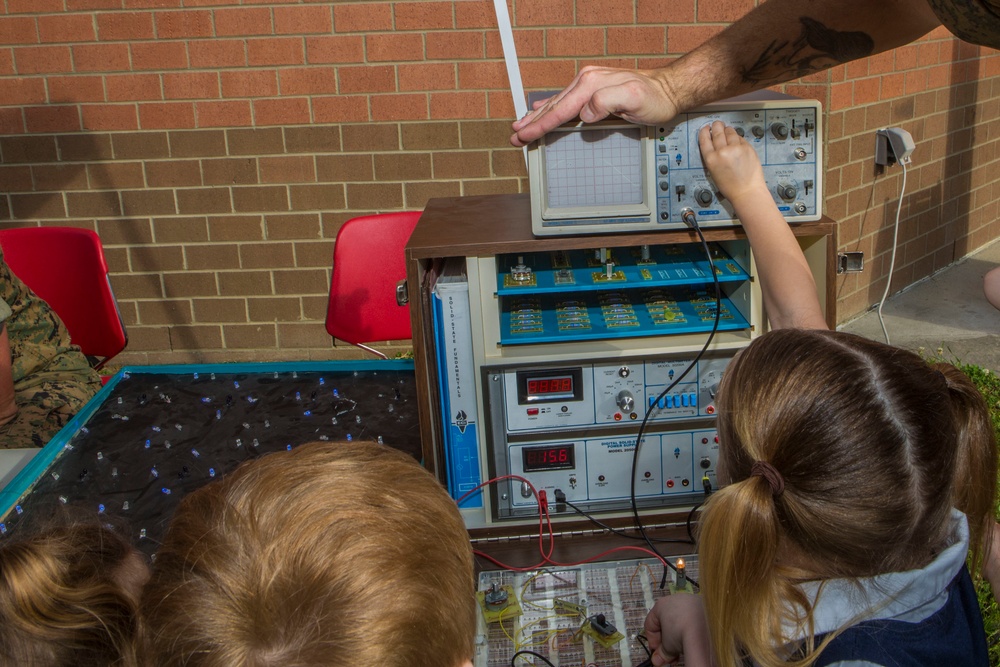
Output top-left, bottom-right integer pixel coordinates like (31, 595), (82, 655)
(510, 66), (680, 147)
(644, 593), (715, 666)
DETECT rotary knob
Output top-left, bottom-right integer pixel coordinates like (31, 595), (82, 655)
(694, 188), (714, 207)
(771, 122), (789, 140)
(776, 183), (797, 201)
(616, 390), (635, 414)
(734, 127), (745, 137)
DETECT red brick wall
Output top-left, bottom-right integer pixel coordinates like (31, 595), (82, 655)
(0, 1), (997, 364)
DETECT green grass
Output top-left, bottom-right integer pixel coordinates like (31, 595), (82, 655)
(957, 362), (1000, 666)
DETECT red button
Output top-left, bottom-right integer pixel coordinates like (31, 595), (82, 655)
(527, 408), (539, 416)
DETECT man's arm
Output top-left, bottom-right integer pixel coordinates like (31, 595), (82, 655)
(511, 0), (940, 146)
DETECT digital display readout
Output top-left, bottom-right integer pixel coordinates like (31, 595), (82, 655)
(522, 444), (575, 473)
(526, 376), (573, 397)
(516, 367), (583, 405)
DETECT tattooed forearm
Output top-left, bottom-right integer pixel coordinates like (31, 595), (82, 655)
(740, 17), (875, 86)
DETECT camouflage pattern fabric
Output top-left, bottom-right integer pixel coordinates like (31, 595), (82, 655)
(0, 249), (101, 449)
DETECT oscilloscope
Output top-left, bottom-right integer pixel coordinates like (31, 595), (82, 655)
(527, 91), (823, 236)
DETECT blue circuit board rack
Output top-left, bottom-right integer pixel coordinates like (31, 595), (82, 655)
(496, 244), (751, 345)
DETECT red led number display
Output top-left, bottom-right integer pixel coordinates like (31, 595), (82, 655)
(526, 376), (573, 396)
(522, 445), (574, 472)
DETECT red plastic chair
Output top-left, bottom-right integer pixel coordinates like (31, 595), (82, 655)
(325, 212), (420, 359)
(0, 227), (128, 370)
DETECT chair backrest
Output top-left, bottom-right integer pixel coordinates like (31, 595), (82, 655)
(325, 212), (420, 355)
(0, 227), (127, 369)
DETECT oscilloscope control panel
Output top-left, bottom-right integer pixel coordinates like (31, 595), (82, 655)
(657, 103), (820, 223)
(481, 354), (732, 521)
(528, 92), (823, 236)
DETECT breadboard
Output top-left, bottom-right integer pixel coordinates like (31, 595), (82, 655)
(475, 556), (698, 667)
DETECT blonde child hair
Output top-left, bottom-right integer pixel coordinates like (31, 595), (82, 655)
(0, 520), (145, 666)
(699, 328), (996, 667)
(141, 440), (476, 667)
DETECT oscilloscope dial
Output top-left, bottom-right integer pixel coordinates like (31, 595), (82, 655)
(776, 183), (798, 201)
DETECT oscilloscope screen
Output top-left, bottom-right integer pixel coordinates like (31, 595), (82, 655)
(544, 127), (644, 209)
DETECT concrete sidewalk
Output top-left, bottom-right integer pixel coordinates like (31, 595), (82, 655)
(840, 238), (1000, 372)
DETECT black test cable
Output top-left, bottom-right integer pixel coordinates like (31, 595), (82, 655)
(628, 211), (722, 587)
(561, 496), (700, 545)
(510, 649), (556, 667)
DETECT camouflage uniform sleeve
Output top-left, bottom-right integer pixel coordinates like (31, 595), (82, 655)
(925, 0), (1000, 48)
(0, 249), (101, 449)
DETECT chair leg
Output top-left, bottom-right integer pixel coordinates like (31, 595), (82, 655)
(354, 342), (389, 360)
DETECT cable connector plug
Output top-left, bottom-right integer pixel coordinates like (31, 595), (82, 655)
(553, 488), (566, 513)
(702, 476), (713, 496)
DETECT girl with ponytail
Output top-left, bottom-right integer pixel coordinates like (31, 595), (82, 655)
(643, 122), (996, 667)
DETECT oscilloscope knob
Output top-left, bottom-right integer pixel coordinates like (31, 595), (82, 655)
(694, 188), (714, 207)
(751, 125), (764, 139)
(776, 183), (797, 201)
(616, 390), (635, 414)
(771, 122), (789, 140)
(734, 127), (745, 137)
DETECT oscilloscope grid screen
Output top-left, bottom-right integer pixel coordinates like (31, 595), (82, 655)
(544, 127), (644, 209)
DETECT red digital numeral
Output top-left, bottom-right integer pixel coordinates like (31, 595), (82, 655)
(528, 377), (572, 395)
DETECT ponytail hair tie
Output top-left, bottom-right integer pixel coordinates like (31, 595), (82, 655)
(750, 460), (784, 497)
